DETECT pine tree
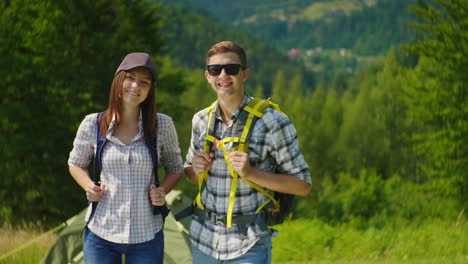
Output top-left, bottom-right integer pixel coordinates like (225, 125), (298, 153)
(270, 70), (287, 104)
(404, 0), (468, 203)
(313, 89), (343, 180)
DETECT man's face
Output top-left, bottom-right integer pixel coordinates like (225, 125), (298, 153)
(205, 52), (249, 99)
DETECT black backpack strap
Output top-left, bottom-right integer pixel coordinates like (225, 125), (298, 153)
(85, 112), (107, 229)
(174, 204), (194, 221)
(145, 137), (170, 219)
(93, 112), (107, 183)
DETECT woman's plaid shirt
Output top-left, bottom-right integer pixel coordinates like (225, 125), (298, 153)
(68, 112), (183, 244)
(185, 95), (311, 260)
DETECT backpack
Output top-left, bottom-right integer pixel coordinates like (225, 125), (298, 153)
(178, 98), (294, 227)
(86, 112), (169, 227)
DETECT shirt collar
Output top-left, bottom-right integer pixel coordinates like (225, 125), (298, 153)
(214, 93), (252, 122)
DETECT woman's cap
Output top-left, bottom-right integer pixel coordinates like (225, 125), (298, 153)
(115, 52), (157, 80)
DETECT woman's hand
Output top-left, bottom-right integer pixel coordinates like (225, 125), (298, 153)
(86, 183), (106, 202)
(149, 184), (166, 206)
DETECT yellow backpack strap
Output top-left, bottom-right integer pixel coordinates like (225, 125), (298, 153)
(194, 101), (217, 210)
(267, 98), (288, 118)
(243, 179), (278, 213)
(238, 98), (270, 152)
(266, 98), (281, 111)
(213, 137), (238, 227)
(240, 98), (283, 215)
(218, 98), (276, 227)
(196, 98), (284, 227)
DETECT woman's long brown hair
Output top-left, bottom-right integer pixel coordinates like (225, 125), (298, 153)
(99, 70), (157, 140)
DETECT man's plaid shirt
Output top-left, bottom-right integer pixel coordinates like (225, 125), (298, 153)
(185, 95), (311, 260)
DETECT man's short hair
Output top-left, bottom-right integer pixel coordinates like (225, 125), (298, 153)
(206, 41), (247, 68)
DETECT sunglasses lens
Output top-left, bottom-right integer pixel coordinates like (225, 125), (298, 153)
(207, 65), (222, 76)
(225, 64), (241, 75)
(207, 64), (242, 76)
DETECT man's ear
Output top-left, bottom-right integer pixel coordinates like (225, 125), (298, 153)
(205, 70), (210, 81)
(243, 68), (250, 82)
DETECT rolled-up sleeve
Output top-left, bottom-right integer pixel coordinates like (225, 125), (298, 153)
(68, 114), (97, 169)
(268, 111), (311, 184)
(184, 112), (205, 167)
(158, 114), (184, 175)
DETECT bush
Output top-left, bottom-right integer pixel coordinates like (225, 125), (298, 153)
(315, 169), (390, 226)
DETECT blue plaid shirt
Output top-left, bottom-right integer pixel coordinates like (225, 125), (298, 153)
(185, 95), (311, 260)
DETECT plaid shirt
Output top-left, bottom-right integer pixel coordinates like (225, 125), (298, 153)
(68, 112), (183, 244)
(185, 95), (311, 260)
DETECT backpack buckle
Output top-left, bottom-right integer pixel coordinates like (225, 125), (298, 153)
(214, 215), (225, 225)
(239, 137), (246, 145)
(207, 211), (225, 225)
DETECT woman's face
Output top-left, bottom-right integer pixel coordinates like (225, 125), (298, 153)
(121, 67), (152, 107)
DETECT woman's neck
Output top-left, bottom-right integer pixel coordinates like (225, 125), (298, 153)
(120, 105), (140, 123)
(114, 105), (140, 145)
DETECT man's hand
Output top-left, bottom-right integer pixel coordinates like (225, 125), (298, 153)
(228, 151), (253, 178)
(192, 152), (214, 176)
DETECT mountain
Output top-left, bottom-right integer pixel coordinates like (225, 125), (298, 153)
(158, 0), (417, 78)
(157, 3), (317, 93)
(163, 0), (415, 54)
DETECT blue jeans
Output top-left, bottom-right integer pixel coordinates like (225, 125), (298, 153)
(83, 227), (164, 264)
(192, 236), (272, 264)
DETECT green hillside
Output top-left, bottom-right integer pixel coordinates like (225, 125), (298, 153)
(163, 0), (415, 54)
(1, 1), (467, 262)
(157, 4), (317, 94)
(159, 0), (416, 78)
(293, 0), (378, 21)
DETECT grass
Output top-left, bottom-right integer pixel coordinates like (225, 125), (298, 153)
(0, 224), (57, 264)
(1, 218), (467, 263)
(272, 218), (468, 263)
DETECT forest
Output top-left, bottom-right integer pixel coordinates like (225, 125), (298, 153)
(0, 0), (467, 262)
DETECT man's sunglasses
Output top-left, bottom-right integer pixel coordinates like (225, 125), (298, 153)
(206, 64), (244, 76)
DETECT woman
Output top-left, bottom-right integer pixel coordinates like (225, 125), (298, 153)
(68, 52), (183, 263)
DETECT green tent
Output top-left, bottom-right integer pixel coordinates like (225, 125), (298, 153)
(41, 190), (193, 264)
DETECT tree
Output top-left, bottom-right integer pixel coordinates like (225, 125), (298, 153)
(404, 0), (468, 204)
(372, 51), (412, 179)
(313, 89), (343, 179)
(270, 70), (288, 102)
(0, 0), (167, 224)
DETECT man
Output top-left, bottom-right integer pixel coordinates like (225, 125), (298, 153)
(184, 41), (311, 263)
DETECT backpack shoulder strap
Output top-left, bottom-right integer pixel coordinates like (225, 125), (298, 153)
(93, 112), (107, 185)
(145, 135), (168, 217)
(189, 98), (286, 227)
(238, 98), (292, 225)
(86, 112), (107, 229)
(193, 101), (218, 210)
(145, 136), (158, 184)
(238, 98), (271, 152)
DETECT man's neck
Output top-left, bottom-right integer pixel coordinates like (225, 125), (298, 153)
(217, 94), (244, 126)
